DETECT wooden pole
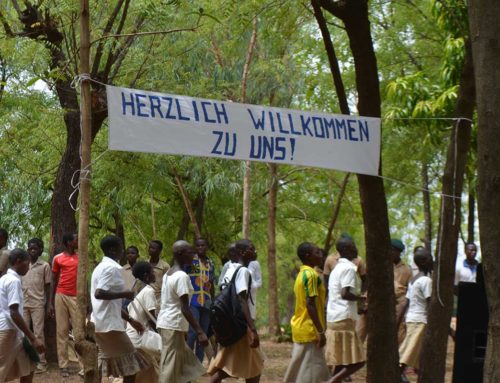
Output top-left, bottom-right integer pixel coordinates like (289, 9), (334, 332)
(75, 1), (99, 381)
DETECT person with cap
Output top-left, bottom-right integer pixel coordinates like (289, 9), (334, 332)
(392, 239), (413, 344)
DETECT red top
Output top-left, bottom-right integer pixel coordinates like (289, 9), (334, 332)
(52, 252), (78, 296)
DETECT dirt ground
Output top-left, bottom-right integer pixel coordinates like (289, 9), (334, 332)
(34, 339), (454, 383)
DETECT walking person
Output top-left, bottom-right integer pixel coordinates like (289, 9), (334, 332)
(208, 239), (264, 383)
(157, 240), (207, 383)
(324, 237), (366, 383)
(123, 246), (140, 291)
(47, 233), (80, 377)
(0, 249), (45, 383)
(185, 237), (215, 362)
(398, 249), (433, 383)
(21, 238), (51, 373)
(392, 239), (412, 344)
(148, 240), (170, 312)
(91, 235), (149, 383)
(284, 242), (329, 383)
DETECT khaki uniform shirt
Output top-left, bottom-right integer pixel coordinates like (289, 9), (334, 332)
(122, 263), (136, 291)
(0, 246), (10, 277)
(394, 261), (412, 315)
(150, 258), (170, 308)
(22, 259), (51, 308)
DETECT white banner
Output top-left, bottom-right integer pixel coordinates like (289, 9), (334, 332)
(107, 85), (381, 175)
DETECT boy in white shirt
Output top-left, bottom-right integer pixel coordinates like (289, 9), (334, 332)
(325, 237), (366, 383)
(0, 249), (44, 383)
(91, 235), (148, 383)
(397, 249), (433, 382)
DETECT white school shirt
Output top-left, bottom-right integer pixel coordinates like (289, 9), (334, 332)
(327, 258), (358, 323)
(222, 262), (252, 295)
(454, 260), (477, 285)
(127, 284), (156, 347)
(218, 261), (231, 287)
(157, 270), (193, 332)
(248, 261), (262, 320)
(91, 256), (126, 333)
(0, 269), (23, 333)
(405, 275), (432, 324)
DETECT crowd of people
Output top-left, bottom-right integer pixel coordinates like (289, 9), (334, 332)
(0, 226), (479, 383)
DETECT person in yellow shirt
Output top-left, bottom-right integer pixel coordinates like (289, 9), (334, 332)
(284, 242), (329, 383)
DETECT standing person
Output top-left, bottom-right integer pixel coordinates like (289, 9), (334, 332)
(208, 239), (264, 383)
(127, 261), (159, 383)
(324, 237), (365, 383)
(455, 242), (479, 285)
(0, 249), (45, 383)
(218, 243), (237, 288)
(248, 253), (262, 322)
(148, 240), (170, 312)
(392, 239), (412, 344)
(284, 242), (329, 383)
(397, 250), (433, 383)
(91, 235), (148, 383)
(123, 246), (140, 291)
(157, 240), (207, 383)
(185, 237), (215, 362)
(21, 238), (51, 373)
(47, 233), (79, 378)
(0, 228), (10, 277)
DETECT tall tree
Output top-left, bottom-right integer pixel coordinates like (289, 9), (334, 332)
(315, 1), (399, 382)
(468, 0), (500, 381)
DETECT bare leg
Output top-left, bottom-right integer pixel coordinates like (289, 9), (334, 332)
(208, 369), (229, 383)
(123, 374), (136, 383)
(20, 372), (34, 383)
(327, 362), (365, 383)
(246, 374), (261, 383)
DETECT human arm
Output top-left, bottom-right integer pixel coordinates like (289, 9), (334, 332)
(397, 298), (409, 328)
(306, 296), (326, 347)
(179, 294), (208, 346)
(94, 288), (134, 301)
(249, 261), (263, 289)
(340, 286), (365, 301)
(238, 291), (260, 348)
(10, 304), (45, 353)
(121, 308), (144, 334)
(47, 270), (60, 318)
(340, 267), (364, 301)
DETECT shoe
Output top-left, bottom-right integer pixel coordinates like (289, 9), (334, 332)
(78, 369), (85, 377)
(60, 368), (70, 378)
(35, 363), (47, 373)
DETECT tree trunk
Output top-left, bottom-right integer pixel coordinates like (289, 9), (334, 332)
(422, 160), (433, 250)
(418, 40), (475, 383)
(467, 190), (475, 244)
(267, 163), (280, 336)
(316, 2), (399, 381)
(323, 172), (351, 254)
(173, 169), (201, 239)
(468, 2), (500, 380)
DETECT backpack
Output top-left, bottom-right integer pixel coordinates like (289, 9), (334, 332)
(210, 266), (252, 347)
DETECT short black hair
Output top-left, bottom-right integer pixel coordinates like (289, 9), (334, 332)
(413, 245), (425, 253)
(100, 235), (122, 254)
(414, 249), (432, 268)
(126, 245), (139, 253)
(0, 228), (8, 239)
(336, 237), (353, 254)
(132, 261), (153, 282)
(9, 248), (29, 265)
(28, 238), (44, 248)
(151, 240), (163, 251)
(235, 239), (251, 253)
(195, 237), (208, 245)
(297, 242), (315, 262)
(465, 242), (477, 248)
(62, 233), (76, 246)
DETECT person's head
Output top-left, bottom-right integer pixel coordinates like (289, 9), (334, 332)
(62, 233), (78, 251)
(148, 240), (163, 258)
(226, 243), (238, 263)
(464, 242), (477, 262)
(297, 242), (322, 268)
(391, 239), (405, 264)
(235, 239), (256, 266)
(195, 238), (208, 258)
(414, 249), (433, 275)
(336, 237), (358, 261)
(0, 228), (8, 248)
(126, 246), (139, 266)
(8, 248), (30, 276)
(413, 245), (425, 254)
(27, 238), (44, 261)
(100, 235), (123, 261)
(132, 261), (155, 284)
(172, 240), (195, 267)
